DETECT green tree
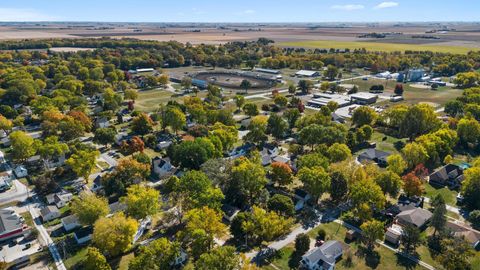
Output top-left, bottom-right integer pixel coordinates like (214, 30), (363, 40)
(297, 166), (331, 203)
(461, 167), (480, 210)
(196, 246), (241, 270)
(124, 89), (138, 101)
(274, 95), (288, 108)
(9, 131), (36, 161)
(232, 157), (268, 206)
(234, 95), (245, 111)
(438, 238), (474, 270)
(295, 233), (310, 255)
(326, 143), (351, 163)
(402, 142), (429, 169)
(329, 170), (348, 202)
(177, 170), (224, 211)
(103, 158), (151, 196)
(430, 195), (447, 236)
(171, 138), (218, 170)
(184, 207), (227, 251)
(35, 136), (69, 169)
(71, 192), (109, 226)
(164, 106), (186, 134)
(121, 184), (160, 220)
(457, 117), (480, 146)
(454, 71), (479, 88)
(83, 247), (111, 270)
(94, 127), (116, 146)
(243, 103), (259, 117)
(245, 115), (268, 145)
(352, 106), (377, 127)
(131, 113), (154, 135)
(283, 108), (301, 129)
(267, 113), (287, 139)
(129, 238), (180, 270)
(360, 219), (384, 250)
(324, 65), (339, 81)
(374, 171), (402, 198)
(401, 225), (422, 253)
(400, 104), (441, 140)
(66, 149), (100, 183)
(387, 154), (407, 175)
(350, 179), (385, 219)
(296, 152), (329, 170)
(267, 194), (295, 217)
(297, 80), (313, 94)
(93, 213), (138, 257)
(240, 79), (252, 94)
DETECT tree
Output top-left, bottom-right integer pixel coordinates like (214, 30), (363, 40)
(387, 154), (407, 175)
(444, 100), (464, 117)
(158, 74), (169, 88)
(121, 185), (160, 220)
(129, 238), (180, 270)
(181, 77), (193, 89)
(93, 213), (138, 257)
(59, 116), (86, 141)
(267, 113), (287, 139)
(283, 108), (301, 129)
(326, 143), (351, 163)
(234, 95), (245, 111)
(296, 152), (329, 170)
(164, 106), (186, 134)
(0, 115), (13, 133)
(196, 246), (241, 270)
(131, 113), (154, 135)
(94, 127), (116, 146)
(267, 194), (295, 217)
(469, 210), (480, 229)
(401, 225), (422, 253)
(121, 136), (145, 154)
(232, 157), (268, 206)
(402, 143), (429, 169)
(350, 179), (385, 219)
(273, 95), (288, 108)
(298, 80), (313, 94)
(240, 79), (252, 94)
(329, 170), (348, 202)
(457, 117), (480, 146)
(324, 65), (339, 81)
(270, 162), (293, 186)
(68, 111), (92, 132)
(297, 166), (330, 203)
(83, 247), (111, 270)
(177, 170), (224, 211)
(461, 167), (480, 210)
(352, 106), (377, 127)
(454, 71), (479, 88)
(402, 172), (424, 197)
(438, 238), (474, 270)
(360, 219), (384, 250)
(294, 233), (310, 255)
(288, 84), (296, 95)
(66, 149), (100, 183)
(242, 206), (293, 245)
(103, 158), (151, 196)
(400, 104), (441, 140)
(374, 171), (402, 198)
(35, 136), (69, 169)
(430, 195), (447, 236)
(124, 89), (138, 101)
(171, 138), (218, 170)
(184, 207), (227, 251)
(245, 115), (268, 145)
(243, 103), (259, 116)
(394, 83), (404, 96)
(71, 192), (109, 226)
(9, 131), (36, 161)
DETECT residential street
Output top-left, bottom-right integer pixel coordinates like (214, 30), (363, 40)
(0, 180), (28, 204)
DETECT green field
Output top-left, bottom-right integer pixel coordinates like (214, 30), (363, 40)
(279, 40), (479, 54)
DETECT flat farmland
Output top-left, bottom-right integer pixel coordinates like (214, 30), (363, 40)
(278, 40), (479, 54)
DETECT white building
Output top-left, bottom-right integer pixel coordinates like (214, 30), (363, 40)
(296, 70), (320, 77)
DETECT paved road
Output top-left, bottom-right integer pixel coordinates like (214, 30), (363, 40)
(28, 199), (66, 270)
(0, 180), (28, 204)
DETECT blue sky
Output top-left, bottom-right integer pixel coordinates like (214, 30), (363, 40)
(0, 1), (479, 22)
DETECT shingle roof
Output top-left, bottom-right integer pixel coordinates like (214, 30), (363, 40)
(397, 208), (432, 227)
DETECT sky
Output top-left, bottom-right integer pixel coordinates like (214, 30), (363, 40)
(0, 0), (479, 22)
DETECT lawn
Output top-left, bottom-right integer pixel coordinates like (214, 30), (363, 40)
(370, 131), (406, 154)
(136, 89), (176, 112)
(423, 182), (458, 206)
(278, 40), (479, 54)
(63, 246), (88, 269)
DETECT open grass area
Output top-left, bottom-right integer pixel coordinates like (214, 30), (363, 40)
(278, 40), (479, 54)
(136, 89), (175, 112)
(370, 131), (406, 154)
(63, 246), (88, 269)
(423, 182), (458, 206)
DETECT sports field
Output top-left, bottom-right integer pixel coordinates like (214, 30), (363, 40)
(279, 40), (479, 54)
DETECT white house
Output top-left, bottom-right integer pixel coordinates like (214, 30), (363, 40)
(300, 240), (343, 270)
(40, 206), (60, 222)
(74, 227), (93, 244)
(152, 157), (175, 179)
(61, 215), (80, 232)
(156, 140), (173, 151)
(54, 192), (73, 208)
(95, 117), (110, 129)
(260, 145), (280, 166)
(296, 70), (320, 77)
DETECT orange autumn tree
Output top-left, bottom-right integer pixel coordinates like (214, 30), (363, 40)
(402, 172), (424, 197)
(271, 162), (293, 187)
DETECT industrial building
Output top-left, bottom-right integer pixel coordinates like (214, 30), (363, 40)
(296, 70), (320, 77)
(350, 92), (379, 105)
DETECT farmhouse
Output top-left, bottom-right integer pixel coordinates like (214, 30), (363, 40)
(296, 70), (320, 77)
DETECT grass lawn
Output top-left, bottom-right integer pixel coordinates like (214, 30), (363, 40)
(113, 252), (135, 270)
(63, 246), (88, 269)
(370, 131), (406, 154)
(423, 182), (457, 206)
(136, 89), (176, 112)
(278, 40), (478, 54)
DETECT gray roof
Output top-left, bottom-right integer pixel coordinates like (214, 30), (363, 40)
(303, 240), (343, 266)
(358, 149), (390, 162)
(40, 205), (59, 216)
(61, 215), (79, 225)
(397, 208), (432, 227)
(0, 209), (23, 233)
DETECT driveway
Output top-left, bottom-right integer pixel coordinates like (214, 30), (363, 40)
(0, 237), (40, 263)
(0, 180), (28, 205)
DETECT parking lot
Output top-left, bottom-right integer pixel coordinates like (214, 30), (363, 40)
(0, 236), (41, 263)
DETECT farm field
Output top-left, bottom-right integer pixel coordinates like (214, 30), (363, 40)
(278, 40), (479, 54)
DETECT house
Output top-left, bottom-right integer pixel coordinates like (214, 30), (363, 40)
(429, 164), (464, 188)
(272, 155), (291, 165)
(260, 144), (280, 166)
(156, 140), (173, 151)
(54, 192), (73, 208)
(350, 93), (378, 105)
(152, 157), (175, 179)
(109, 201), (127, 215)
(357, 149), (391, 167)
(0, 208), (27, 241)
(296, 70), (320, 77)
(0, 178), (11, 192)
(229, 143), (254, 159)
(40, 206), (60, 222)
(13, 165), (27, 178)
(385, 224), (403, 245)
(221, 204), (240, 223)
(74, 226), (93, 244)
(114, 131), (130, 146)
(407, 69), (425, 82)
(253, 67), (281, 75)
(300, 240), (343, 270)
(95, 117), (110, 129)
(396, 208), (432, 229)
(384, 202), (417, 217)
(61, 215), (80, 232)
(446, 221), (480, 248)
